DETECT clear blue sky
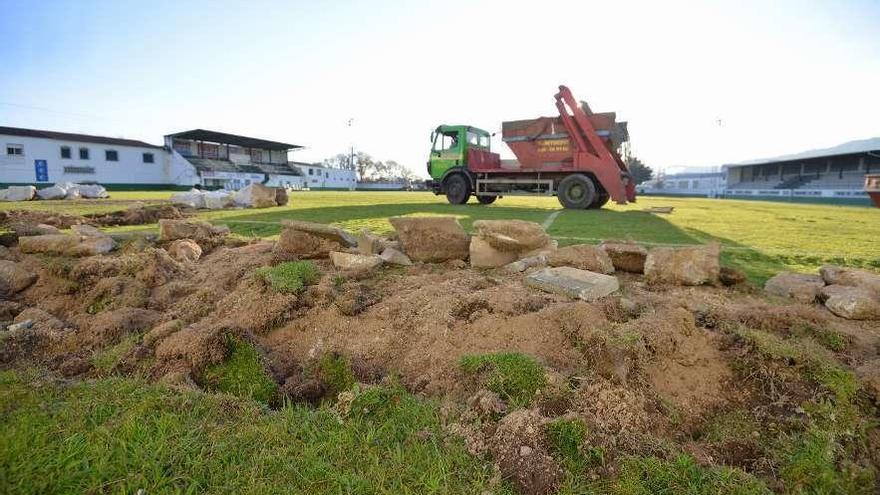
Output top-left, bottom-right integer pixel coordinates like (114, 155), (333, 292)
(2, 0), (879, 176)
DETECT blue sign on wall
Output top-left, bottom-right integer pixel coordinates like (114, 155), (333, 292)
(34, 160), (48, 182)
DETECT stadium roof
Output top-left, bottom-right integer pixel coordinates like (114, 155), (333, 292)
(727, 137), (880, 167)
(165, 129), (302, 151)
(0, 126), (164, 149)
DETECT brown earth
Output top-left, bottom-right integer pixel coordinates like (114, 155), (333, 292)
(1, 230), (879, 494)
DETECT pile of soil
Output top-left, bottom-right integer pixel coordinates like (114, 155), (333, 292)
(0, 203), (191, 232)
(1, 230), (879, 494)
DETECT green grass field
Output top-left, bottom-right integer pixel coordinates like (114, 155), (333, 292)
(4, 190), (876, 283)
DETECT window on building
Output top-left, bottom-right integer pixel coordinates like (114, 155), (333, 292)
(105, 150), (119, 161)
(692, 180), (699, 189)
(64, 166), (95, 174)
(325, 172), (329, 178)
(79, 147), (90, 160)
(143, 152), (154, 163)
(309, 169), (314, 175)
(6, 144), (23, 155)
(60, 146), (71, 159)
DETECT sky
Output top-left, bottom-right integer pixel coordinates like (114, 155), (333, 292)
(1, 0), (879, 177)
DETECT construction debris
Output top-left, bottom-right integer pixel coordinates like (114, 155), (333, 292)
(644, 243), (720, 286)
(524, 266), (619, 301)
(389, 216), (469, 262)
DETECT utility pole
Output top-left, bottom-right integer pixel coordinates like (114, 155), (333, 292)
(347, 118), (355, 174)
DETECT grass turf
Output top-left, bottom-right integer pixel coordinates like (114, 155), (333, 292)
(0, 371), (502, 494)
(4, 190), (875, 283)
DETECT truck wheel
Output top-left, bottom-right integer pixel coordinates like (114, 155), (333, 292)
(445, 174), (471, 204)
(557, 174), (596, 209)
(476, 195), (497, 205)
(587, 193), (610, 209)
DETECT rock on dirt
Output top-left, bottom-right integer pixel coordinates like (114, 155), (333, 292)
(330, 252), (383, 273)
(764, 272), (825, 303)
(470, 236), (519, 268)
(472, 220), (551, 253)
(6, 320), (33, 332)
(233, 183), (279, 208)
(599, 241), (647, 273)
(644, 243), (720, 286)
(13, 308), (68, 333)
(820, 265), (880, 295)
(281, 220), (358, 247)
(389, 216), (469, 263)
(356, 229), (385, 255)
(9, 223), (61, 237)
(0, 185), (37, 202)
(506, 255), (548, 273)
(274, 228), (342, 259)
(820, 285), (880, 320)
(158, 219), (228, 244)
(547, 244), (615, 274)
(167, 239), (202, 263)
(489, 409), (563, 495)
(0, 260), (37, 295)
(19, 233), (115, 256)
(469, 220), (555, 268)
(379, 247), (412, 266)
(525, 266), (619, 301)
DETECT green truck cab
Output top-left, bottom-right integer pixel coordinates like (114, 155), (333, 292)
(426, 125), (497, 204)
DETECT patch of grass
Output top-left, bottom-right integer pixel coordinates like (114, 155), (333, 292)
(460, 352), (547, 408)
(778, 424), (876, 494)
(610, 454), (771, 495)
(735, 328), (858, 403)
(256, 260), (320, 294)
(545, 418), (593, 472)
(0, 371), (501, 494)
(90, 335), (138, 375)
(199, 337), (279, 405)
(701, 410), (761, 444)
(316, 352), (356, 400)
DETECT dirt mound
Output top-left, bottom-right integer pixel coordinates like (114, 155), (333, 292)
(82, 276), (150, 313)
(488, 408), (563, 495)
(72, 307), (162, 349)
(88, 204), (187, 226)
(0, 210), (87, 229)
(154, 321), (236, 372)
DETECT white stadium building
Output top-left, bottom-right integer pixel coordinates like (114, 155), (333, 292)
(1, 126), (357, 190)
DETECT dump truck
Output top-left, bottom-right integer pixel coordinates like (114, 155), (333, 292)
(426, 85), (636, 209)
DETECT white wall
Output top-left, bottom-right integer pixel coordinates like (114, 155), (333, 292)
(300, 166), (358, 189)
(266, 174), (306, 188)
(0, 134), (188, 185)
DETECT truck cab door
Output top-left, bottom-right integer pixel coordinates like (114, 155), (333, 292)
(430, 129), (465, 178)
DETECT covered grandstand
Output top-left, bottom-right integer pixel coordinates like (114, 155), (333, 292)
(723, 138), (879, 203)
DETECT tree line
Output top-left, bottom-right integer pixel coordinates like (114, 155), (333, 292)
(322, 152), (417, 182)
